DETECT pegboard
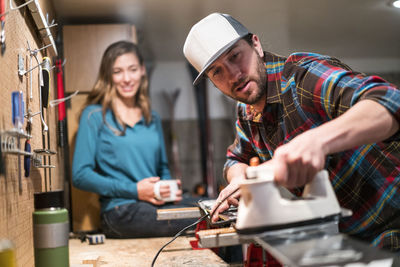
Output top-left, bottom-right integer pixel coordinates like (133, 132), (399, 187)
(0, 1), (62, 266)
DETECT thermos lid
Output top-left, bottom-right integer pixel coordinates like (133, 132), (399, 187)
(34, 190), (64, 209)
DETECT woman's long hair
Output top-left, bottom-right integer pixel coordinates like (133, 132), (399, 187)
(83, 41), (151, 134)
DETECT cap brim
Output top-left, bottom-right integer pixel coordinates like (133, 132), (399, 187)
(192, 36), (245, 85)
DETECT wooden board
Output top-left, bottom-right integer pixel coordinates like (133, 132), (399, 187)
(69, 237), (229, 267)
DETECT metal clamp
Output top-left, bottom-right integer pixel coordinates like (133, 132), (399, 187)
(1, 129), (32, 156)
(32, 149), (56, 169)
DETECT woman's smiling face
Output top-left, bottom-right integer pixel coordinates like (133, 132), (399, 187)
(112, 52), (145, 101)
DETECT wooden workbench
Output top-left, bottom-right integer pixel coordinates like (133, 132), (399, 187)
(69, 237), (229, 267)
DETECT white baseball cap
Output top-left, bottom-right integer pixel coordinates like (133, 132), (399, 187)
(183, 13), (250, 85)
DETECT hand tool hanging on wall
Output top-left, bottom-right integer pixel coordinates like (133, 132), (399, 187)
(41, 57), (51, 191)
(41, 57), (51, 108)
(11, 91), (25, 192)
(0, 0), (6, 55)
(24, 139), (31, 177)
(24, 120), (32, 177)
(46, 111), (52, 191)
(55, 58), (72, 230)
(11, 91), (24, 130)
(55, 59), (67, 149)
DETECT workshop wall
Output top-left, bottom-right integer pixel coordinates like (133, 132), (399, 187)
(149, 61), (237, 195)
(0, 0), (62, 267)
(162, 118), (235, 195)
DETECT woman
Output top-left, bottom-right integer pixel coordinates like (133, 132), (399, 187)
(72, 41), (197, 238)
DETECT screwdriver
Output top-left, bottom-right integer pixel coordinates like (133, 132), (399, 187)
(41, 57), (51, 108)
(11, 91), (24, 192)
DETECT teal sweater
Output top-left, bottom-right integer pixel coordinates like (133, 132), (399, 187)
(72, 105), (171, 213)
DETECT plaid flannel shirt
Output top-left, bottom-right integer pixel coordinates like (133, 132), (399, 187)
(225, 51), (400, 251)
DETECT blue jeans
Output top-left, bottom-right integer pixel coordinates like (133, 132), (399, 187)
(101, 197), (202, 238)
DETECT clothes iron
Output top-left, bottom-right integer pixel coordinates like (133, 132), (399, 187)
(235, 166), (394, 266)
(235, 165), (342, 235)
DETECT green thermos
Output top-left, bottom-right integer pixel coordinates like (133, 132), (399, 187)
(33, 190), (69, 267)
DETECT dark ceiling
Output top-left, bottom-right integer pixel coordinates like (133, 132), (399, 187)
(51, 0), (400, 73)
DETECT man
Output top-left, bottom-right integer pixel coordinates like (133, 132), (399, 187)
(183, 13), (400, 251)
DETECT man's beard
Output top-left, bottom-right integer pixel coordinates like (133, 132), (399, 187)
(232, 55), (267, 105)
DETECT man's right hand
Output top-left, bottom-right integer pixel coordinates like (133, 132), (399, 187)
(210, 162), (248, 223)
(210, 181), (241, 223)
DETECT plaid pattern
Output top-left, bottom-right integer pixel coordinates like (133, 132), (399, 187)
(225, 51), (400, 251)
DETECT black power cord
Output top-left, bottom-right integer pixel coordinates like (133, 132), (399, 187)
(151, 213), (208, 267)
(151, 186), (240, 267)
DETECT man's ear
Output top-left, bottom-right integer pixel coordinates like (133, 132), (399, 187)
(252, 34), (264, 57)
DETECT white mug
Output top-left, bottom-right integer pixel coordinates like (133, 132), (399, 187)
(154, 180), (179, 202)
